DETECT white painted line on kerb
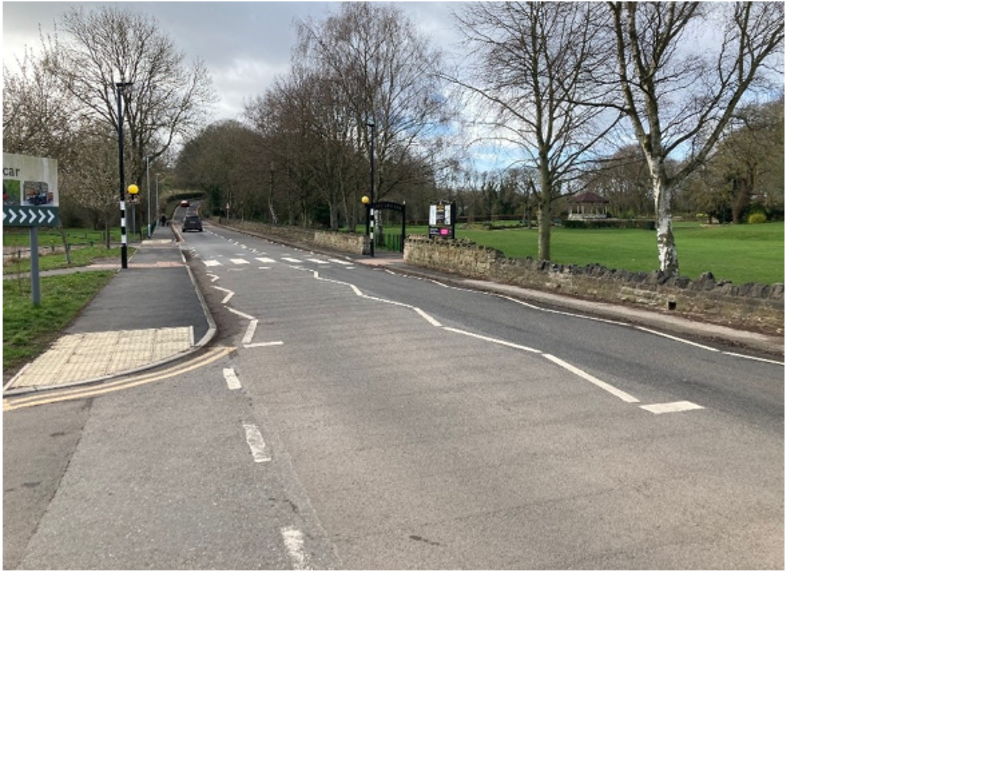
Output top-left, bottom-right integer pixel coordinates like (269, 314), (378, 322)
(640, 401), (703, 415)
(223, 367), (242, 390)
(444, 327), (541, 354)
(542, 354), (640, 403)
(243, 424), (271, 462)
(281, 527), (310, 570)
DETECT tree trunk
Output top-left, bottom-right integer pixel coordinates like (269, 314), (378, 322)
(652, 165), (679, 278)
(537, 167), (552, 262)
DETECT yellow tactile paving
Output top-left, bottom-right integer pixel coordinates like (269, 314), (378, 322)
(7, 327), (193, 389)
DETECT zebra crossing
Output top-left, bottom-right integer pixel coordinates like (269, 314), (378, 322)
(200, 255), (355, 268)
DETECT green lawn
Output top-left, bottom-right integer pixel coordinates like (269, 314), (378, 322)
(3, 270), (117, 378)
(457, 221), (784, 285)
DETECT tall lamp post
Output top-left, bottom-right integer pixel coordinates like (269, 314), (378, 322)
(116, 80), (133, 269)
(368, 122), (375, 256)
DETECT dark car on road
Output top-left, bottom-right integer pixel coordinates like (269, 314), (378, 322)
(182, 214), (203, 232)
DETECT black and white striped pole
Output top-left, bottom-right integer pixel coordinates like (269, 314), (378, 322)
(115, 80), (132, 269)
(368, 122), (375, 256)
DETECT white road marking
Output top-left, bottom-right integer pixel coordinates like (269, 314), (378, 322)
(329, 258), (352, 265)
(542, 354), (640, 403)
(227, 307), (255, 320)
(242, 318), (259, 346)
(207, 273), (220, 283)
(256, 257), (276, 263)
(282, 257), (303, 263)
(281, 527), (310, 570)
(231, 258), (250, 265)
(640, 401), (703, 415)
(635, 325), (718, 352)
(244, 341), (284, 348)
(204, 259), (221, 267)
(724, 351), (784, 366)
(212, 286), (234, 305)
(307, 258), (326, 264)
(223, 367), (242, 390)
(414, 308), (442, 327)
(444, 327), (542, 354)
(243, 424), (271, 463)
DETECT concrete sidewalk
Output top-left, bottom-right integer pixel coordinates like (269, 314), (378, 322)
(2, 231), (216, 396)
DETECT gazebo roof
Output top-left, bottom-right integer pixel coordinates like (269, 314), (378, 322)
(568, 190), (610, 204)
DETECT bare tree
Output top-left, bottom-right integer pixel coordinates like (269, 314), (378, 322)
(40, 5), (216, 202)
(294, 3), (452, 202)
(607, 1), (784, 276)
(2, 51), (76, 158)
(452, 1), (618, 261)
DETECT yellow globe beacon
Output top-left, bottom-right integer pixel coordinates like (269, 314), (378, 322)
(361, 195), (370, 204)
(127, 184), (139, 195)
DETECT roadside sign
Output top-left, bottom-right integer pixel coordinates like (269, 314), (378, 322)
(2, 205), (61, 226)
(3, 153), (60, 228)
(429, 201), (456, 238)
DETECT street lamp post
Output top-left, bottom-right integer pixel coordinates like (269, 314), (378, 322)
(116, 80), (133, 269)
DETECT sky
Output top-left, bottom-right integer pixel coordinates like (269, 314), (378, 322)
(2, 0), (467, 124)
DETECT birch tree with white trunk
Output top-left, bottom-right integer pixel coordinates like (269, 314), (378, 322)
(607, 2), (784, 277)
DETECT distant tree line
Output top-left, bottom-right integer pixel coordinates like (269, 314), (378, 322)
(4, 2), (783, 277)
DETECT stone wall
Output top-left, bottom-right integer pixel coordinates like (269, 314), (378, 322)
(313, 230), (365, 253)
(404, 236), (784, 335)
(215, 220), (364, 253)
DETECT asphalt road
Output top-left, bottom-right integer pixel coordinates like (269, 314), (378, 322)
(3, 222), (783, 569)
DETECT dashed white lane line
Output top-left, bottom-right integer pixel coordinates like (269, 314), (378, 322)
(256, 257), (276, 263)
(204, 259), (221, 267)
(223, 367), (242, 390)
(243, 423), (271, 462)
(282, 257), (303, 263)
(242, 318), (259, 346)
(640, 401), (703, 415)
(281, 527), (310, 570)
(415, 308), (442, 327)
(542, 354), (640, 403)
(443, 327), (541, 354)
(231, 258), (250, 265)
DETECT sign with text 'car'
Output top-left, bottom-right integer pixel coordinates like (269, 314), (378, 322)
(3, 152), (61, 227)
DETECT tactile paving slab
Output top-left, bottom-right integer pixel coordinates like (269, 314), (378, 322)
(7, 327), (193, 389)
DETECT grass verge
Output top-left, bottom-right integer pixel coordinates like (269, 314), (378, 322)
(3, 271), (116, 381)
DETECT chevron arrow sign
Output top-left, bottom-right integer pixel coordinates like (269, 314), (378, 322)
(2, 205), (61, 227)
